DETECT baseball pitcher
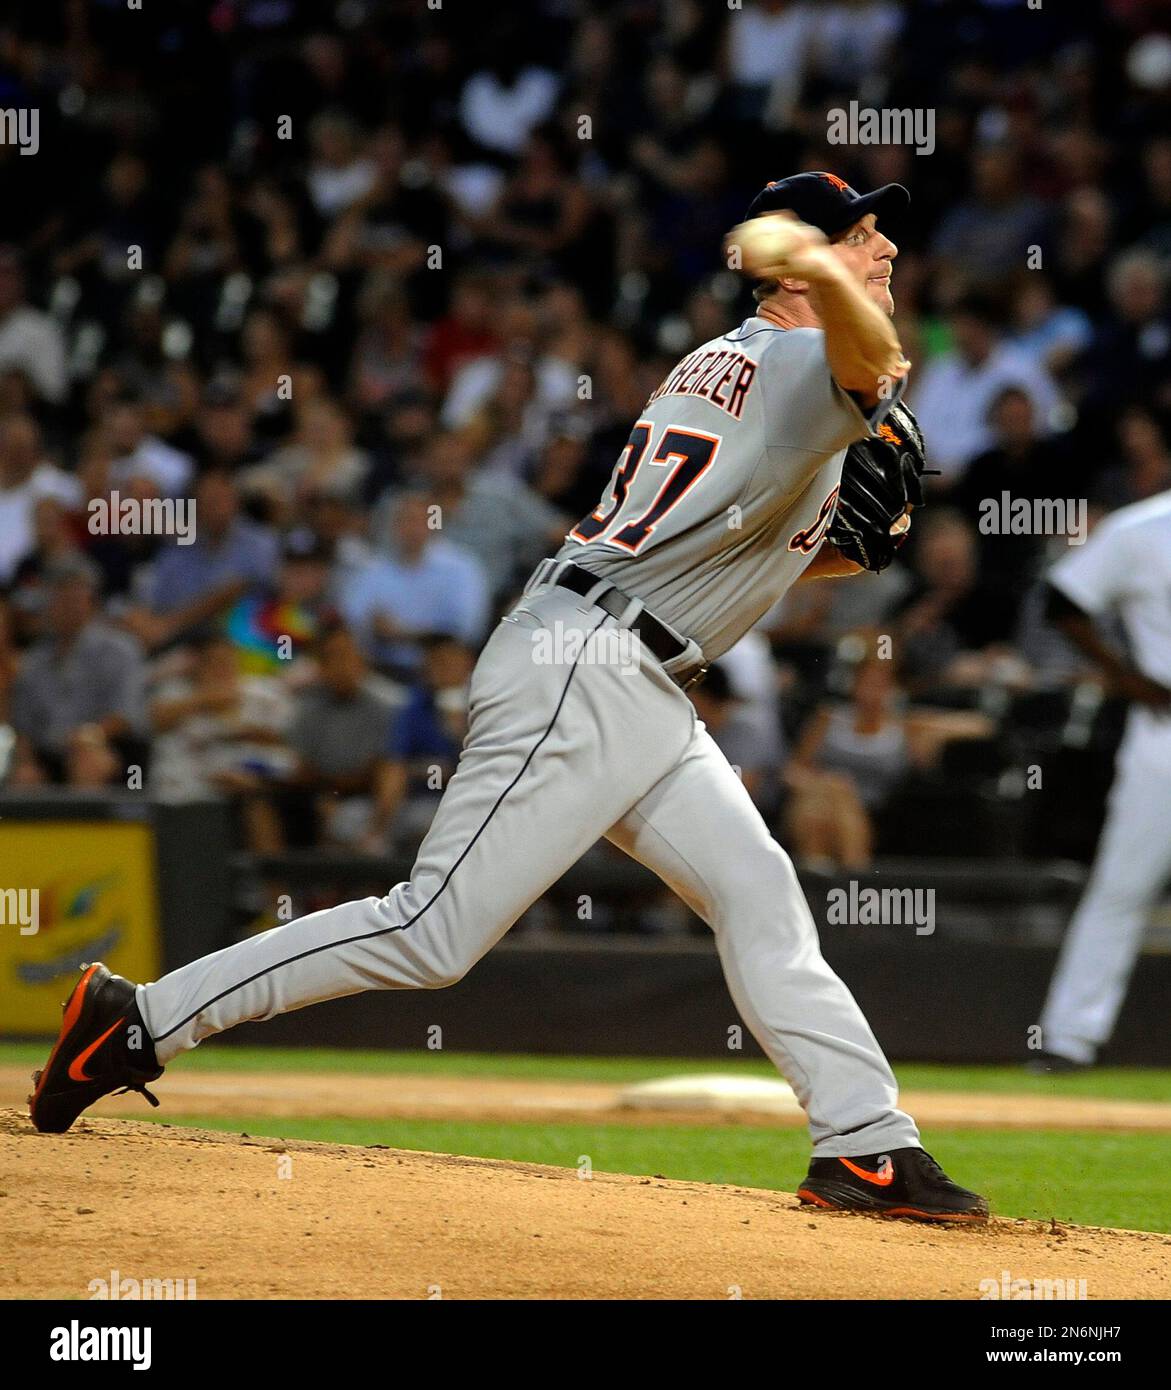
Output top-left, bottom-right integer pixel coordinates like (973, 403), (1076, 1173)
(31, 174), (987, 1223)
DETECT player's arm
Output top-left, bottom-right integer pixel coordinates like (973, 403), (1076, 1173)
(369, 759), (408, 837)
(125, 578), (249, 650)
(803, 254), (908, 405)
(1045, 583), (1171, 709)
(783, 705), (832, 790)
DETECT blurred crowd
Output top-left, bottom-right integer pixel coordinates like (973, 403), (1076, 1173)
(2, 0), (1170, 907)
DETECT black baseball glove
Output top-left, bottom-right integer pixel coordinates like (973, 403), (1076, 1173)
(826, 401), (928, 573)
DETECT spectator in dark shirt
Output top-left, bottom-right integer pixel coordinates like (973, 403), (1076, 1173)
(195, 378), (268, 473)
(422, 271), (501, 395)
(951, 386), (1077, 594)
(783, 655), (993, 870)
(8, 495), (86, 642)
(932, 146), (1051, 289)
(1093, 406), (1171, 510)
(894, 511), (1024, 697)
(370, 634), (473, 851)
(9, 555), (145, 782)
(687, 662), (774, 812)
(1078, 248), (1171, 422)
(268, 624), (395, 850)
(323, 125), (449, 298)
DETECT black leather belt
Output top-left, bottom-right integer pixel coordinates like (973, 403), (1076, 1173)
(544, 561), (709, 690)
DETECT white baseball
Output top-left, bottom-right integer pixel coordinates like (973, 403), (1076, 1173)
(726, 213), (826, 278)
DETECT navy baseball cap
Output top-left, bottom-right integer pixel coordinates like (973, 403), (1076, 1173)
(745, 171), (909, 236)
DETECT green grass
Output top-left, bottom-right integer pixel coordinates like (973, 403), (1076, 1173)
(147, 1111), (1171, 1234)
(3, 1042), (1170, 1101)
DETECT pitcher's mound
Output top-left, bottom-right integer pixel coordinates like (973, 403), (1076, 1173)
(3, 1109), (1168, 1299)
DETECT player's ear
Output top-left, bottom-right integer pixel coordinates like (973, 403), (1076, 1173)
(779, 276), (810, 294)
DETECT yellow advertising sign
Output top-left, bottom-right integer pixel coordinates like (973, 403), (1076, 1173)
(0, 822), (161, 1034)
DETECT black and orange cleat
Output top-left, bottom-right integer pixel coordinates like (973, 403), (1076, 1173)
(797, 1147), (989, 1224)
(28, 963), (163, 1134)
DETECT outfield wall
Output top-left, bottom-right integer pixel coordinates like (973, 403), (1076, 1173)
(3, 796), (1168, 1064)
(223, 932), (1171, 1067)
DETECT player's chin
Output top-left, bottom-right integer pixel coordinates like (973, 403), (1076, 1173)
(865, 278), (895, 314)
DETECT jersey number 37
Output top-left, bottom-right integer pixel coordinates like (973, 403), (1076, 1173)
(570, 420), (720, 554)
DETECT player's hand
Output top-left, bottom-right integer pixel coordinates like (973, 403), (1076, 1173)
(209, 768), (262, 793)
(359, 828), (388, 856)
(120, 608), (174, 650)
(725, 212), (833, 284)
(1112, 667), (1171, 710)
(801, 546), (864, 580)
(199, 682), (240, 713)
(372, 610), (405, 641)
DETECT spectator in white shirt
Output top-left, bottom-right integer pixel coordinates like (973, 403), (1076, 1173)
(725, 1), (816, 126)
(373, 430), (567, 600)
(1009, 271), (1093, 377)
(459, 47), (558, 159)
(0, 415), (82, 584)
(103, 399), (194, 497)
(149, 633), (295, 805)
(339, 492), (490, 672)
(306, 112), (377, 219)
(0, 248), (67, 407)
(909, 296), (1064, 483)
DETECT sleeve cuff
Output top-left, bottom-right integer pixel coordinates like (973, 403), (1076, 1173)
(841, 373), (908, 436)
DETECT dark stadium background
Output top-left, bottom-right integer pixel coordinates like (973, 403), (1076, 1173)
(2, 0), (1170, 1061)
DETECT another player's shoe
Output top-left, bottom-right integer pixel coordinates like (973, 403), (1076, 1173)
(28, 963), (163, 1134)
(797, 1147), (989, 1224)
(1024, 1049), (1090, 1075)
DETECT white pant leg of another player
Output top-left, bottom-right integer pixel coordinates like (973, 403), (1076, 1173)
(1040, 717), (1171, 1064)
(138, 587), (696, 1062)
(604, 725), (921, 1157)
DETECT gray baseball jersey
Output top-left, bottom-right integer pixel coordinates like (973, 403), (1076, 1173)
(555, 317), (900, 659)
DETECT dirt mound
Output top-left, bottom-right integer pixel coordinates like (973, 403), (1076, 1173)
(4, 1108), (1168, 1299)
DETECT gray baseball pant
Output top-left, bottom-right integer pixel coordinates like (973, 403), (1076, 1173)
(138, 581), (919, 1155)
